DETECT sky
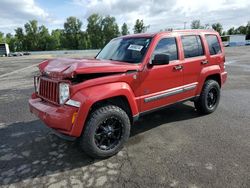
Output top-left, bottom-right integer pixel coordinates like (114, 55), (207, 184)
(0, 0), (249, 34)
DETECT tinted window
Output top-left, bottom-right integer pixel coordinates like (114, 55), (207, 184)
(153, 38), (178, 61)
(205, 35), (222, 55)
(181, 35), (204, 58)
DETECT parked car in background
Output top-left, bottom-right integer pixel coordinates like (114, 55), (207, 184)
(29, 30), (227, 158)
(23, 52), (31, 55)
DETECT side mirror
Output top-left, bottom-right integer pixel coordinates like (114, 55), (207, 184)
(151, 54), (170, 65)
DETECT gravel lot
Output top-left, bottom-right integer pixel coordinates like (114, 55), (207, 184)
(0, 47), (249, 188)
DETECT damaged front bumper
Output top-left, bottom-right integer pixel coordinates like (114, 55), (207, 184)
(29, 96), (79, 140)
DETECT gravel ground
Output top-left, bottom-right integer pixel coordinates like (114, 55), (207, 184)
(0, 47), (249, 188)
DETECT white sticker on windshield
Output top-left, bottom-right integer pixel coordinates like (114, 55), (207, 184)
(128, 44), (144, 51)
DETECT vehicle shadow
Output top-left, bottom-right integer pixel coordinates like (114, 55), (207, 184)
(130, 102), (200, 136)
(0, 102), (200, 186)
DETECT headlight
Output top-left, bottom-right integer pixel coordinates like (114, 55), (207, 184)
(59, 83), (70, 104)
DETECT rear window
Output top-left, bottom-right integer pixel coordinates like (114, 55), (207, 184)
(205, 35), (222, 55)
(181, 35), (204, 58)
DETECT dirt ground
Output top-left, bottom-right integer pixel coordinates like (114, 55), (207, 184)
(0, 47), (249, 188)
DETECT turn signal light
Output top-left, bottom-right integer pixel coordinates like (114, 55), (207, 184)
(72, 112), (78, 124)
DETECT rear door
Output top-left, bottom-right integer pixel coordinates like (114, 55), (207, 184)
(180, 35), (207, 98)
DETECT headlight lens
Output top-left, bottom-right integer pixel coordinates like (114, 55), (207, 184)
(59, 83), (70, 104)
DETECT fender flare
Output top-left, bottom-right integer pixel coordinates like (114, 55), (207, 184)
(69, 82), (139, 137)
(196, 65), (221, 95)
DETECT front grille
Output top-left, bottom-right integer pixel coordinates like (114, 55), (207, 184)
(38, 77), (59, 104)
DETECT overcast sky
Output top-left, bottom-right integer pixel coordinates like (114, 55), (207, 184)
(0, 0), (249, 34)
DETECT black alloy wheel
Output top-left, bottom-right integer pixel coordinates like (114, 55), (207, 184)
(79, 105), (131, 159)
(207, 88), (218, 109)
(94, 117), (123, 151)
(194, 80), (221, 114)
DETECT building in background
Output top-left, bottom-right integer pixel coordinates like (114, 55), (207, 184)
(0, 43), (10, 56)
(221, 35), (246, 47)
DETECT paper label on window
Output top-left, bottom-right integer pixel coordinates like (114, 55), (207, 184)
(128, 44), (143, 51)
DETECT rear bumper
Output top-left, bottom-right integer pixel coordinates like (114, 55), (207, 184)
(29, 97), (78, 137)
(221, 71), (228, 85)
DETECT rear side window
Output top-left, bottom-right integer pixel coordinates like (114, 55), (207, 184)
(153, 37), (178, 61)
(205, 35), (222, 55)
(181, 35), (204, 58)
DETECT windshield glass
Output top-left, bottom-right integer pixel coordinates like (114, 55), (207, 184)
(96, 37), (152, 64)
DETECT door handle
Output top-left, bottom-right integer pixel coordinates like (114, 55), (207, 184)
(201, 60), (209, 65)
(173, 65), (183, 71)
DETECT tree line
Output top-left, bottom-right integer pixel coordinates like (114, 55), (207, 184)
(0, 15), (249, 52)
(190, 20), (250, 36)
(0, 14), (147, 52)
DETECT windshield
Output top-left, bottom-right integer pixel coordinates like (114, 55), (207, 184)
(96, 37), (152, 64)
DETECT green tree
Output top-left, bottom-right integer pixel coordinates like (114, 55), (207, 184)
(38, 25), (53, 50)
(24, 20), (39, 50)
(191, 20), (203, 29)
(63, 17), (82, 49)
(121, 23), (129, 35)
(212, 23), (223, 35)
(227, 27), (235, 35)
(235, 26), (247, 34)
(86, 14), (103, 49)
(78, 31), (91, 49)
(14, 27), (25, 51)
(24, 20), (38, 50)
(246, 21), (250, 35)
(133, 19), (148, 33)
(246, 21), (250, 40)
(0, 32), (4, 43)
(101, 16), (120, 46)
(51, 29), (64, 50)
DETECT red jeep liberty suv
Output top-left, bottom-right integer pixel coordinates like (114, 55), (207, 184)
(29, 30), (227, 158)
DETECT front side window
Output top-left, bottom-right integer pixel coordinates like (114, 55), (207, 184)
(181, 35), (204, 58)
(205, 35), (222, 55)
(96, 37), (152, 64)
(153, 37), (178, 61)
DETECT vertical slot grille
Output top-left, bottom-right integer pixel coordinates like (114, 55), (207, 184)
(38, 77), (59, 104)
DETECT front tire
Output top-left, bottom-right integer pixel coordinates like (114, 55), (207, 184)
(194, 80), (220, 114)
(79, 105), (131, 159)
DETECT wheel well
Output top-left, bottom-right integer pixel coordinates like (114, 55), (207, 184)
(89, 96), (133, 123)
(205, 74), (221, 87)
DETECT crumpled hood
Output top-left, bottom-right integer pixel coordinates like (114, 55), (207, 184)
(39, 58), (139, 78)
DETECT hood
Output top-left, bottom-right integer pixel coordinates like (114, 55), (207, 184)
(39, 58), (139, 78)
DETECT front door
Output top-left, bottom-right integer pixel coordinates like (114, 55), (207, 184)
(138, 37), (184, 112)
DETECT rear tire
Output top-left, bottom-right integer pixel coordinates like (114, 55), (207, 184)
(194, 80), (220, 114)
(79, 105), (131, 159)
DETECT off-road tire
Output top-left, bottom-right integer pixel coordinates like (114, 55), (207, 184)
(194, 80), (220, 114)
(79, 105), (131, 159)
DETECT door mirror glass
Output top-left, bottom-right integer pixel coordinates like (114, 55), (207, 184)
(151, 54), (170, 65)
